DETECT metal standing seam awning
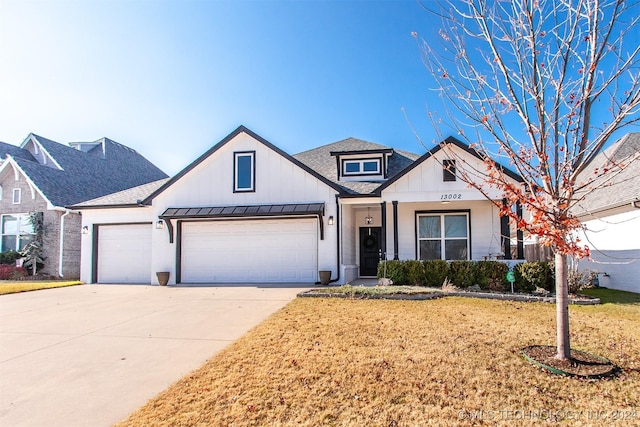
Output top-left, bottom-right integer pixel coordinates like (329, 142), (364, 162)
(158, 202), (325, 243)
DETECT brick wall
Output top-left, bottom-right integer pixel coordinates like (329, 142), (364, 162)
(0, 168), (81, 278)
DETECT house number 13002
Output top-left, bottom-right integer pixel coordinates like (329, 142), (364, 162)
(440, 193), (462, 200)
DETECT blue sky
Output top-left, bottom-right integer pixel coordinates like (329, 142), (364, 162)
(0, 0), (442, 175)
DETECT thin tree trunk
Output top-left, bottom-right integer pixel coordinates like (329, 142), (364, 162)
(555, 252), (570, 360)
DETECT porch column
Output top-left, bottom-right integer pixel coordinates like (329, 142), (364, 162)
(380, 202), (387, 260)
(516, 202), (524, 259)
(392, 200), (399, 260)
(501, 198), (512, 259)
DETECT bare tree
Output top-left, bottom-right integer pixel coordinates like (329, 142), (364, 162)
(416, 0), (640, 360)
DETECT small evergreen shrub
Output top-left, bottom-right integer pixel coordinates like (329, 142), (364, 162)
(473, 261), (509, 291)
(448, 261), (475, 288)
(404, 260), (425, 285)
(0, 250), (21, 265)
(514, 262), (554, 293)
(423, 260), (449, 287)
(377, 260), (407, 285)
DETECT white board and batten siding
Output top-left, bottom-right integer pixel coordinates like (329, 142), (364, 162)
(97, 223), (152, 283)
(181, 218), (318, 283)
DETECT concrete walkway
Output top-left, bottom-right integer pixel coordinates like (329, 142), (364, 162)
(0, 283), (308, 427)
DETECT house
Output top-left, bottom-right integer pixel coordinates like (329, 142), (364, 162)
(573, 133), (640, 294)
(73, 125), (525, 285)
(0, 134), (168, 278)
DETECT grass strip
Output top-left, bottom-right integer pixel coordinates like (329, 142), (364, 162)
(0, 281), (82, 295)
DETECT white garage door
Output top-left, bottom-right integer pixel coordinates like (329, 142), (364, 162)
(181, 219), (318, 283)
(97, 224), (152, 283)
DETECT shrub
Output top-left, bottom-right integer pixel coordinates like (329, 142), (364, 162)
(0, 265), (28, 280)
(514, 261), (554, 293)
(447, 261), (475, 288)
(377, 260), (407, 285)
(0, 250), (21, 265)
(423, 260), (449, 287)
(404, 260), (425, 285)
(568, 269), (598, 294)
(473, 261), (509, 291)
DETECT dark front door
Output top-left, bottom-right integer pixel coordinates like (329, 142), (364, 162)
(359, 227), (382, 276)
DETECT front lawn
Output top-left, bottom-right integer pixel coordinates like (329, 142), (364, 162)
(0, 280), (82, 295)
(117, 292), (639, 426)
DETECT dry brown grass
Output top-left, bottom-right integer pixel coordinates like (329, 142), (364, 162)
(117, 297), (639, 426)
(0, 280), (82, 295)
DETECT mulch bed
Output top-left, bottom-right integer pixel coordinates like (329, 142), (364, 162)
(523, 345), (619, 378)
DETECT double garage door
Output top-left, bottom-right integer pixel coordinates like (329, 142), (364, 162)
(181, 219), (318, 283)
(96, 219), (318, 283)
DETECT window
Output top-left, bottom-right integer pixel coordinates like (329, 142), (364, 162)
(443, 159), (456, 182)
(13, 188), (21, 204)
(342, 158), (381, 176)
(1, 214), (34, 251)
(417, 212), (469, 260)
(234, 151), (255, 192)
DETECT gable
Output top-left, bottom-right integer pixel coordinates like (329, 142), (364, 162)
(0, 158), (52, 208)
(380, 139), (521, 202)
(146, 126), (341, 207)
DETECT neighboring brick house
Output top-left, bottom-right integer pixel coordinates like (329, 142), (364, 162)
(0, 134), (168, 278)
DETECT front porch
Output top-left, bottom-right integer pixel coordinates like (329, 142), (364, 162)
(338, 199), (524, 284)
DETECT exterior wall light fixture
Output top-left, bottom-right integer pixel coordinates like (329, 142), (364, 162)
(156, 220), (164, 229)
(328, 216), (334, 225)
(82, 226), (89, 234)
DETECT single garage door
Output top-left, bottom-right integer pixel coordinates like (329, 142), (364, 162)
(181, 218), (318, 283)
(97, 224), (152, 283)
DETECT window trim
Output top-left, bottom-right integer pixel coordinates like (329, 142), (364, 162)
(415, 210), (471, 260)
(12, 188), (21, 204)
(443, 159), (456, 182)
(341, 157), (382, 177)
(233, 151), (256, 193)
(1, 213), (34, 252)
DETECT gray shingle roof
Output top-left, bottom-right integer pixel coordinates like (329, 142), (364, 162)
(0, 141), (36, 162)
(293, 137), (420, 195)
(573, 133), (640, 216)
(1, 134), (168, 207)
(71, 178), (170, 207)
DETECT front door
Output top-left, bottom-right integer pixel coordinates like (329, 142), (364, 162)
(359, 227), (382, 276)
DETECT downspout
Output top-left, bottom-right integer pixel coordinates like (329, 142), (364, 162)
(52, 207), (79, 278)
(330, 194), (341, 284)
(58, 209), (70, 277)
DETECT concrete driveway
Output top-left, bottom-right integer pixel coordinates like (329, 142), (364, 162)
(0, 283), (308, 427)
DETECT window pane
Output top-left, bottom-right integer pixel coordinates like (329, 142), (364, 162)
(444, 215), (467, 238)
(2, 215), (18, 234)
(418, 216), (441, 239)
(2, 235), (17, 251)
(363, 161), (378, 172)
(420, 240), (441, 260)
(445, 240), (468, 260)
(20, 216), (34, 234)
(236, 155), (252, 189)
(18, 235), (33, 251)
(345, 162), (360, 173)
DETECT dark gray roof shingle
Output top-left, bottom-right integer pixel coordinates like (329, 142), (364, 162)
(573, 133), (640, 216)
(2, 134), (168, 207)
(293, 137), (420, 195)
(71, 178), (170, 207)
